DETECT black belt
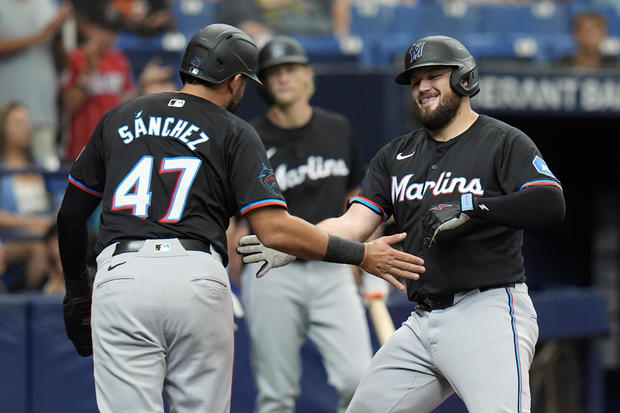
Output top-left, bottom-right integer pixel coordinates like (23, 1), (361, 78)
(112, 239), (211, 256)
(415, 283), (516, 312)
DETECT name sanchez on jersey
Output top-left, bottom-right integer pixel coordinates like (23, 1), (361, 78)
(276, 155), (349, 191)
(392, 171), (483, 203)
(117, 109), (210, 151)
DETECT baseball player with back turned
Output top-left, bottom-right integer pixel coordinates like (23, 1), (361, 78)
(55, 24), (425, 413)
(238, 35), (566, 413)
(241, 36), (372, 413)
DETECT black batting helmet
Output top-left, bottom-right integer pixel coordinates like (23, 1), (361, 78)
(257, 36), (309, 80)
(179, 24), (262, 85)
(395, 35), (479, 97)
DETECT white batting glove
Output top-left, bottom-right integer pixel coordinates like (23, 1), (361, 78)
(360, 269), (392, 302)
(237, 235), (297, 278)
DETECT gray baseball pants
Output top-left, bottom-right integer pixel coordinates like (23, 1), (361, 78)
(242, 260), (373, 413)
(346, 283), (538, 413)
(92, 239), (234, 413)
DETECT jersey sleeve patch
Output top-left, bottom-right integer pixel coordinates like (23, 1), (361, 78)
(347, 196), (389, 221)
(520, 180), (562, 190)
(532, 155), (556, 179)
(258, 163), (280, 196)
(68, 175), (103, 198)
(240, 199), (288, 215)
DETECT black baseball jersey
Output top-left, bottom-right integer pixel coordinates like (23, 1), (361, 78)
(349, 115), (562, 300)
(68, 92), (287, 266)
(252, 107), (364, 224)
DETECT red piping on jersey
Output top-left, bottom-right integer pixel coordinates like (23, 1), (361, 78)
(240, 200), (288, 215)
(346, 196), (388, 221)
(521, 181), (562, 190)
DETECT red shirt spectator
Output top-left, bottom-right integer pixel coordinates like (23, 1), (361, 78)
(61, 5), (133, 162)
(62, 48), (132, 161)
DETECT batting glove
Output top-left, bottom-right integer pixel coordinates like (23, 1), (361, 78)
(63, 268), (94, 357)
(237, 235), (296, 278)
(360, 269), (392, 303)
(423, 193), (475, 250)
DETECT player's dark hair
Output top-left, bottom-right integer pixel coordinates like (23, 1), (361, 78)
(179, 72), (218, 89)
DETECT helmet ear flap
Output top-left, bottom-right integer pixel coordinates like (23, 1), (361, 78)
(450, 65), (480, 97)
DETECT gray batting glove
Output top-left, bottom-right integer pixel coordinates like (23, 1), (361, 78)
(237, 235), (297, 278)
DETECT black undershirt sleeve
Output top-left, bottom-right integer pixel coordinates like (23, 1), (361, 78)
(57, 184), (101, 280)
(468, 185), (565, 229)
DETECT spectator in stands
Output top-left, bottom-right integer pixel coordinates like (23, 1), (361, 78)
(60, 4), (133, 163)
(555, 10), (619, 69)
(218, 0), (351, 43)
(0, 0), (73, 172)
(110, 0), (176, 36)
(136, 57), (177, 95)
(0, 102), (53, 292)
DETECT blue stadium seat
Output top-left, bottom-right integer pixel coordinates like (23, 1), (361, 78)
(368, 3), (483, 66)
(478, 3), (571, 62)
(351, 3), (395, 37)
(479, 3), (570, 36)
(171, 0), (218, 37)
(391, 3), (482, 39)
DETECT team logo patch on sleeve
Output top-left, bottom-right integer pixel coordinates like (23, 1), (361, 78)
(532, 156), (556, 179)
(258, 163), (279, 196)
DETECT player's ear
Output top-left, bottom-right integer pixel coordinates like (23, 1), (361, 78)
(227, 74), (245, 93)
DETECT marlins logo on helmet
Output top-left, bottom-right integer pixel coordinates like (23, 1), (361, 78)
(409, 42), (425, 63)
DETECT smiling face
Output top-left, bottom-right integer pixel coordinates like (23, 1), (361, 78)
(409, 66), (463, 131)
(264, 63), (313, 106)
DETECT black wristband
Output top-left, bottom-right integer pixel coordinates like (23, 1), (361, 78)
(323, 235), (365, 265)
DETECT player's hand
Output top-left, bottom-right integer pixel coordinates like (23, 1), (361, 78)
(237, 235), (297, 278)
(361, 233), (425, 291)
(63, 272), (94, 357)
(422, 193), (474, 250)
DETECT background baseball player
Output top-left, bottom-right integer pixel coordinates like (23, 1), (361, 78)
(56, 23), (424, 413)
(240, 36), (372, 413)
(239, 35), (566, 413)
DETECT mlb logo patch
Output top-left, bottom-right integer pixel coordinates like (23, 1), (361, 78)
(168, 99), (185, 108)
(532, 155), (556, 179)
(154, 243), (171, 252)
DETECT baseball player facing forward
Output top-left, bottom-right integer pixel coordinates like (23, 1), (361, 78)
(241, 36), (372, 413)
(239, 35), (566, 413)
(56, 24), (424, 413)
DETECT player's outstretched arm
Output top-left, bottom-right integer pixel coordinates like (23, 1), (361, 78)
(243, 207), (424, 290)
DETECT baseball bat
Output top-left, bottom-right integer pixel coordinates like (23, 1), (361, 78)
(368, 297), (395, 346)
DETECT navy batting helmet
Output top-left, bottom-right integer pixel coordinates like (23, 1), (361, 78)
(395, 35), (479, 97)
(179, 24), (262, 85)
(257, 36), (309, 80)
